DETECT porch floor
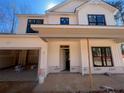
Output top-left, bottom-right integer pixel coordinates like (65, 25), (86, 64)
(34, 73), (124, 92)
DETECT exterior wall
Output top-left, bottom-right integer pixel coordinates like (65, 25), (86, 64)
(47, 40), (81, 73)
(78, 4), (116, 25)
(48, 14), (77, 24)
(81, 39), (124, 74)
(17, 16), (27, 34)
(0, 36), (44, 49)
(16, 16), (48, 34)
(47, 39), (124, 74)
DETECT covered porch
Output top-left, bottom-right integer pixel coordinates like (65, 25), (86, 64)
(32, 24), (124, 75)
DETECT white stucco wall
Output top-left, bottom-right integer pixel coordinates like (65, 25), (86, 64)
(0, 36), (44, 49)
(78, 4), (116, 25)
(16, 16), (48, 34)
(48, 14), (77, 24)
(17, 16), (27, 34)
(47, 40), (81, 73)
(81, 39), (124, 74)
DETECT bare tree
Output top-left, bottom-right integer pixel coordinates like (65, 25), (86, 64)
(9, 4), (16, 33)
(0, 7), (13, 33)
(106, 0), (124, 25)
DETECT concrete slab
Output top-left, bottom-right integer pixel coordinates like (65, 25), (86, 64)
(0, 68), (38, 81)
(34, 73), (124, 92)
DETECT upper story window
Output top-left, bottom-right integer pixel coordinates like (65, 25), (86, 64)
(88, 15), (106, 26)
(27, 19), (44, 33)
(60, 17), (69, 25)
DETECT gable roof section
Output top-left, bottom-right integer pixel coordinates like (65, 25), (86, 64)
(76, 0), (118, 15)
(47, 0), (72, 12)
(47, 0), (118, 15)
(47, 0), (89, 13)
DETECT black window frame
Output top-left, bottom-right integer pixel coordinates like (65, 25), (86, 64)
(60, 17), (69, 25)
(26, 19), (44, 33)
(121, 44), (124, 58)
(92, 47), (114, 67)
(88, 14), (106, 26)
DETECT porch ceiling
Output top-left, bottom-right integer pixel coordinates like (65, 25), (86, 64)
(32, 25), (124, 39)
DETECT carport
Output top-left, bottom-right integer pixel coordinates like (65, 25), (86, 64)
(0, 35), (48, 83)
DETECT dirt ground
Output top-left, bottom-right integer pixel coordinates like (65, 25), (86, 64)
(0, 73), (124, 93)
(0, 81), (37, 93)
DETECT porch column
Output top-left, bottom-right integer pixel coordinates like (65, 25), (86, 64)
(80, 40), (89, 75)
(38, 48), (47, 84)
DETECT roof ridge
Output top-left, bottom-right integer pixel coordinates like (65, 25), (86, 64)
(46, 0), (72, 13)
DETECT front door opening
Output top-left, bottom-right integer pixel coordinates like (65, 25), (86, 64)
(60, 46), (70, 71)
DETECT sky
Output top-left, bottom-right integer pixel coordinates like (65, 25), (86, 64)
(0, 0), (116, 14)
(0, 0), (65, 14)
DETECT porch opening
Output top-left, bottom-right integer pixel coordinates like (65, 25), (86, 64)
(60, 45), (70, 72)
(0, 50), (39, 81)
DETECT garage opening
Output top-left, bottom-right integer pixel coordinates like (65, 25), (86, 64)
(0, 50), (39, 81)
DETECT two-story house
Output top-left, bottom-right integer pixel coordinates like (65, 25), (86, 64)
(0, 0), (124, 83)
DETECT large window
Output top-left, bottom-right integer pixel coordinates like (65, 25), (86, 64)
(27, 19), (44, 33)
(88, 15), (106, 26)
(60, 17), (69, 25)
(92, 47), (113, 67)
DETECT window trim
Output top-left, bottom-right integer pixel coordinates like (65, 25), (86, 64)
(92, 47), (114, 67)
(88, 14), (106, 26)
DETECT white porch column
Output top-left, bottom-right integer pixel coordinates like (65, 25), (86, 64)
(38, 48), (47, 84)
(80, 40), (89, 75)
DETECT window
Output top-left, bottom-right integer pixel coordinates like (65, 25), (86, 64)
(60, 17), (69, 25)
(92, 47), (113, 67)
(88, 15), (106, 26)
(121, 44), (124, 58)
(27, 19), (44, 33)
